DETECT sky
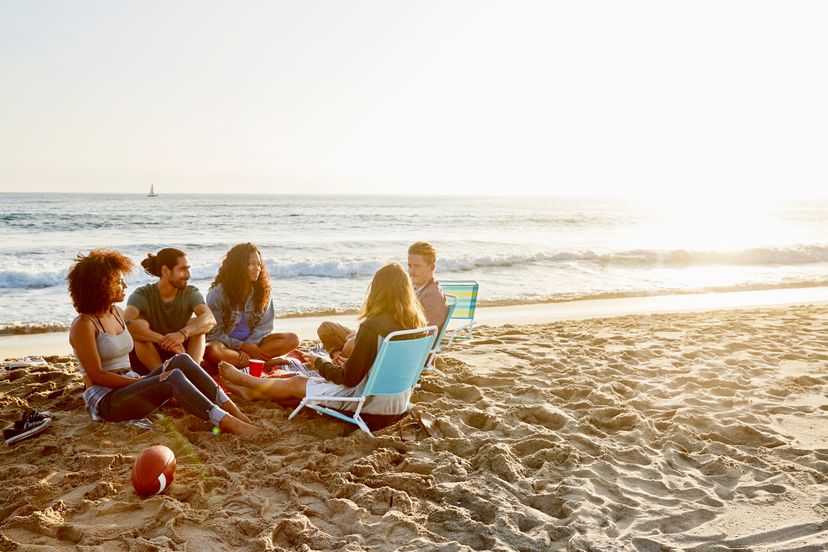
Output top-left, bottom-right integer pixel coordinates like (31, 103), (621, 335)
(1, 1), (826, 198)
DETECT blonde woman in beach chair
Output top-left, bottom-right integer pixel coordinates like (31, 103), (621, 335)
(439, 281), (479, 346)
(290, 325), (437, 436)
(218, 263), (435, 435)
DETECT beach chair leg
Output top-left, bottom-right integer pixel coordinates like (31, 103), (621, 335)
(354, 415), (373, 437)
(288, 400), (307, 420)
(424, 363), (446, 378)
(427, 366), (446, 377)
(424, 354), (446, 378)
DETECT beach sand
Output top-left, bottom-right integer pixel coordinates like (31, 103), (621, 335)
(1, 304), (827, 550)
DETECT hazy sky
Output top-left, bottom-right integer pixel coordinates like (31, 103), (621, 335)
(1, 1), (826, 198)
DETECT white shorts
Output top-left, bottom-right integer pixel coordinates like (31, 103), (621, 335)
(304, 376), (413, 415)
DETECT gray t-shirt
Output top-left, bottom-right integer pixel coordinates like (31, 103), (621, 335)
(127, 283), (205, 335)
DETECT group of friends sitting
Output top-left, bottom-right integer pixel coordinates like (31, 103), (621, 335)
(67, 241), (450, 436)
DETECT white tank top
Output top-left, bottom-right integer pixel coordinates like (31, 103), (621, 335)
(73, 310), (133, 375)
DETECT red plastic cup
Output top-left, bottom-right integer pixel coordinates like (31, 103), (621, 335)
(248, 359), (265, 378)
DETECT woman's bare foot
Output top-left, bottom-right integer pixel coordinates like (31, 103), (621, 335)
(222, 400), (252, 423)
(265, 357), (289, 368)
(219, 361), (250, 385)
(219, 414), (262, 435)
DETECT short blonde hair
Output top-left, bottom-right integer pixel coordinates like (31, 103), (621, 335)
(408, 241), (437, 265)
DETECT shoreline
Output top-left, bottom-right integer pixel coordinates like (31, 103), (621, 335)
(3, 285), (827, 360)
(5, 280), (828, 336)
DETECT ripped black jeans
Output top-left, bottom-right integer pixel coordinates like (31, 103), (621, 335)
(98, 353), (229, 425)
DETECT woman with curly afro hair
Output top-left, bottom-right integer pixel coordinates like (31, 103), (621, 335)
(204, 243), (299, 371)
(68, 249), (261, 435)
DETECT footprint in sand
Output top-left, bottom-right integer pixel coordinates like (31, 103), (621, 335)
(587, 407), (639, 432)
(513, 404), (569, 431)
(510, 437), (560, 458)
(734, 483), (787, 498)
(474, 338), (504, 345)
(442, 383), (484, 402)
(460, 409), (499, 431)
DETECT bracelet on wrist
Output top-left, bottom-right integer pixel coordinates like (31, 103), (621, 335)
(179, 329), (188, 339)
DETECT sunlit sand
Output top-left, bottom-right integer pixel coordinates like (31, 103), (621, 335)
(2, 300), (827, 549)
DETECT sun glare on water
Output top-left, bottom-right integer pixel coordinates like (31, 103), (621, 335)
(600, 195), (794, 290)
(636, 195), (782, 253)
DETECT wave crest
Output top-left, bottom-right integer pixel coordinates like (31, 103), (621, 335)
(2, 244), (827, 289)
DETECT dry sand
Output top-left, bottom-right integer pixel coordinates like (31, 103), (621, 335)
(1, 304), (827, 551)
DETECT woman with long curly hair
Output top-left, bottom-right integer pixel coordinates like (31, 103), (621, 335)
(68, 249), (261, 435)
(218, 262), (427, 415)
(204, 243), (299, 370)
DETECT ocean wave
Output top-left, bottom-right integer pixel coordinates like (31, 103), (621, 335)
(185, 259), (388, 281)
(265, 259), (385, 279)
(259, 244), (828, 277)
(590, 245), (828, 268)
(439, 244), (828, 271)
(0, 322), (70, 336)
(3, 244), (828, 289)
(0, 269), (68, 289)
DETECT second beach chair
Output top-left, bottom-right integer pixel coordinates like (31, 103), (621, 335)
(439, 280), (479, 346)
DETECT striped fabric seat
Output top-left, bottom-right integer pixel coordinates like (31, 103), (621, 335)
(439, 281), (479, 346)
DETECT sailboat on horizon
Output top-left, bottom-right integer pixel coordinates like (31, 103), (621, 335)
(148, 184), (158, 197)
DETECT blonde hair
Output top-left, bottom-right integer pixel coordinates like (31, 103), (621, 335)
(360, 263), (426, 329)
(408, 241), (437, 265)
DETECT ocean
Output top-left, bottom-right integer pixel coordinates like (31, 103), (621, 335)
(1, 193), (827, 334)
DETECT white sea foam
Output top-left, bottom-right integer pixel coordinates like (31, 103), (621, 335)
(3, 245), (828, 289)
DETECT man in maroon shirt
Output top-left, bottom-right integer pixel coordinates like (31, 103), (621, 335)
(317, 241), (449, 360)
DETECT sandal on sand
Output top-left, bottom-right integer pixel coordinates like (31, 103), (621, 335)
(410, 406), (443, 439)
(397, 420), (420, 442)
(4, 410), (52, 445)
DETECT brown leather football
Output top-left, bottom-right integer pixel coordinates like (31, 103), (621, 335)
(131, 445), (176, 497)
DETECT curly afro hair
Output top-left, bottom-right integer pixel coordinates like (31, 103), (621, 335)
(67, 249), (134, 314)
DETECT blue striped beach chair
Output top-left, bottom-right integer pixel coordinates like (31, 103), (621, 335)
(288, 326), (438, 437)
(439, 280), (479, 346)
(424, 294), (457, 377)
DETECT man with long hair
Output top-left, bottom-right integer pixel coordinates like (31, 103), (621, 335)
(124, 248), (216, 375)
(204, 243), (299, 370)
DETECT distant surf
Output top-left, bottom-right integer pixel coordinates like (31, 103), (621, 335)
(3, 244), (828, 290)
